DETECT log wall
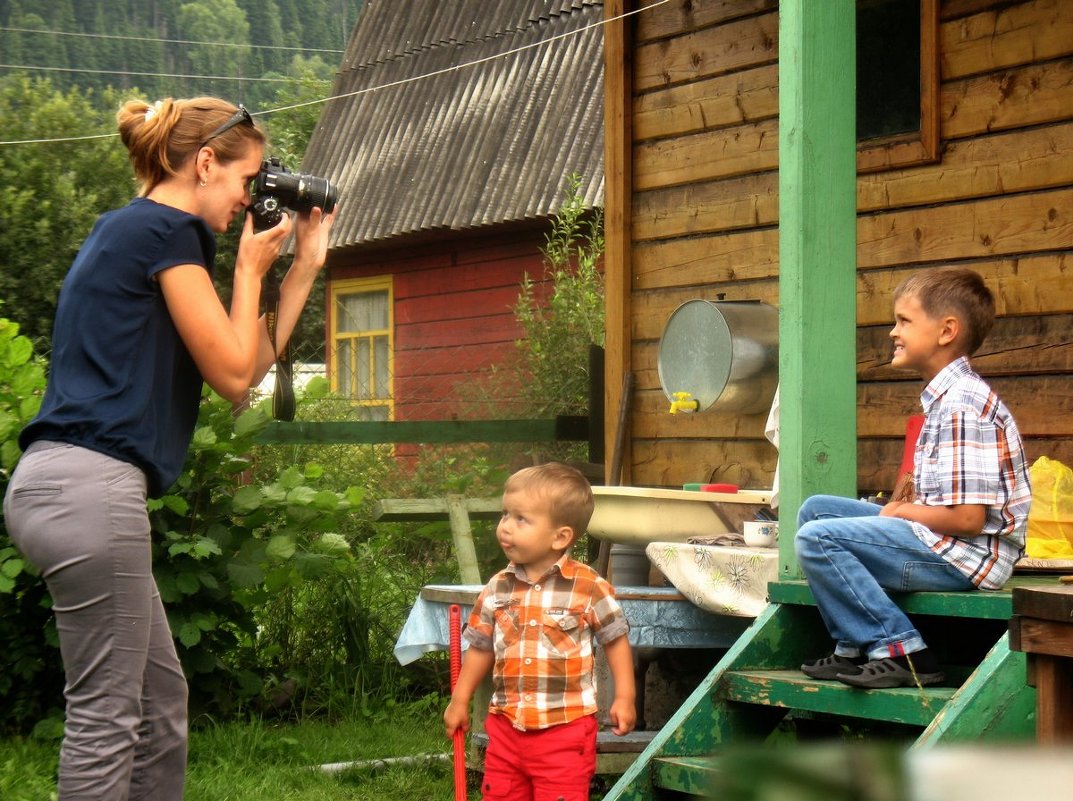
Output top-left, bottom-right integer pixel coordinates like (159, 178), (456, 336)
(615, 0), (1073, 492)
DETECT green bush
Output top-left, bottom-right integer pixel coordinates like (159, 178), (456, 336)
(513, 172), (605, 419)
(0, 317), (60, 732)
(149, 387), (363, 719)
(0, 330), (363, 731)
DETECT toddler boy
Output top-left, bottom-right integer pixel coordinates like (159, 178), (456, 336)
(444, 462), (635, 800)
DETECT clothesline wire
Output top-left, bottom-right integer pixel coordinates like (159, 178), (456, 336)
(0, 0), (669, 147)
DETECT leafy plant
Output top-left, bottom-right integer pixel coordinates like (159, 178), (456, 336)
(148, 387), (363, 717)
(0, 317), (60, 732)
(512, 172), (605, 419)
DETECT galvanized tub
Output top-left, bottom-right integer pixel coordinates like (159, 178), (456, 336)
(657, 299), (778, 414)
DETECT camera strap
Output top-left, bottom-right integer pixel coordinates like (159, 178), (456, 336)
(263, 271), (296, 422)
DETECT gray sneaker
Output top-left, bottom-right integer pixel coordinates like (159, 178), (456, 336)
(801, 653), (864, 680)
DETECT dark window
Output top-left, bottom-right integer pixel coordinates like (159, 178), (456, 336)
(858, 0), (922, 141)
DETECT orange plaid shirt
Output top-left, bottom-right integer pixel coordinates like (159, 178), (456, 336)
(463, 555), (629, 731)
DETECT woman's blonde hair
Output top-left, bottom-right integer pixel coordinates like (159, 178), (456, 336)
(116, 97), (266, 196)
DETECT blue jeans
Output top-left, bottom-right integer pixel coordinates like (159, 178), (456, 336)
(795, 495), (973, 661)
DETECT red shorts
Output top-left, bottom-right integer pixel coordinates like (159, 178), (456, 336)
(480, 712), (598, 801)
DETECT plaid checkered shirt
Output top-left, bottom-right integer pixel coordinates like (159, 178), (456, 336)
(463, 556), (629, 731)
(910, 356), (1032, 589)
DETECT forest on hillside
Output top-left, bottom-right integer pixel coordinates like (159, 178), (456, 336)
(0, 0), (364, 109)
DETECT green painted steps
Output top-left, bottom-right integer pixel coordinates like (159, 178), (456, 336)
(719, 669), (955, 726)
(603, 578), (1048, 800)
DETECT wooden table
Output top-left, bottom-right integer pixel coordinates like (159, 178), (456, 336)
(1009, 583), (1073, 742)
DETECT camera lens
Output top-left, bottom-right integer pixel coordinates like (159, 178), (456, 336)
(292, 175), (338, 215)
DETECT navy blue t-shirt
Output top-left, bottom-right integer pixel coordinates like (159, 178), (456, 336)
(20, 197), (217, 497)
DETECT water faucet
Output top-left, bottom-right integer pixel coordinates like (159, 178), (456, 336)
(669, 391), (700, 414)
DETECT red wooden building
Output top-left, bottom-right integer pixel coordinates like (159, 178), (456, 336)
(302, 0), (606, 424)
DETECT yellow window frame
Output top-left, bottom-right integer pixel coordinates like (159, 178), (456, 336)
(329, 276), (394, 419)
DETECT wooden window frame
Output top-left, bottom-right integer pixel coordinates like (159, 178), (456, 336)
(329, 276), (394, 419)
(857, 0), (939, 173)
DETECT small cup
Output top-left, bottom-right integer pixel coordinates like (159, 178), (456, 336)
(743, 520), (778, 548)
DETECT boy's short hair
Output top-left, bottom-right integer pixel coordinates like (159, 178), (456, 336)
(894, 267), (995, 354)
(504, 463), (594, 544)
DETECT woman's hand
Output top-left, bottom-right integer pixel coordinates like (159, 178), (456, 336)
(234, 210), (292, 280)
(290, 205), (336, 275)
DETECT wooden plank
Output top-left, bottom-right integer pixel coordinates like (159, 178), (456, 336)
(858, 437), (1073, 495)
(629, 438), (777, 491)
(256, 419), (585, 444)
(918, 636), (1035, 743)
(858, 314), (1073, 381)
(373, 497), (502, 522)
(634, 118), (778, 191)
(635, 0), (775, 42)
(604, 0), (634, 484)
(858, 121), (1073, 214)
(769, 577), (1065, 620)
(631, 389), (771, 441)
(941, 0), (1073, 81)
(633, 171), (778, 242)
(396, 286), (529, 325)
(447, 494), (482, 585)
(722, 669), (955, 726)
(632, 228), (779, 291)
(652, 756), (721, 795)
(1012, 585), (1073, 623)
(393, 343), (515, 377)
(853, 254), (1073, 324)
(634, 12), (778, 92)
(1009, 617), (1073, 658)
(395, 314), (520, 349)
(941, 0), (1009, 21)
(942, 57), (1073, 142)
(1033, 654), (1073, 742)
(633, 64), (778, 141)
(857, 189), (1073, 270)
(632, 282), (778, 341)
(856, 378), (1073, 438)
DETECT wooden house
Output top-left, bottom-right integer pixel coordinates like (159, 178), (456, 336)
(301, 0), (606, 424)
(603, 0), (1073, 505)
(597, 1), (1073, 796)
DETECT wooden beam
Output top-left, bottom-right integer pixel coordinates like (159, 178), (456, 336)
(603, 0), (634, 485)
(256, 418), (587, 445)
(777, 0), (859, 578)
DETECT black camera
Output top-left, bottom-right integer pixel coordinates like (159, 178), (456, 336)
(250, 157), (338, 231)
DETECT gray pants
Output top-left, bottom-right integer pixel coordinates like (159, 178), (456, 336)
(4, 441), (187, 801)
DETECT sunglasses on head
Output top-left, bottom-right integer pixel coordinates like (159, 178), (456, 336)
(199, 104), (253, 148)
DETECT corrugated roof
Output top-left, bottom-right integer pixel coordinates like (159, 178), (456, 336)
(301, 0), (604, 249)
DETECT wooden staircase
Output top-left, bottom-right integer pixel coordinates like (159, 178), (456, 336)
(603, 576), (1053, 800)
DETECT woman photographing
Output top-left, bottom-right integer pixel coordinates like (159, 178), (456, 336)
(3, 97), (334, 800)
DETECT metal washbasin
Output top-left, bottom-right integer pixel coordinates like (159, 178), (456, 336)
(588, 486), (773, 546)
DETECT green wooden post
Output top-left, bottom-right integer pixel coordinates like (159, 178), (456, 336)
(778, 0), (859, 578)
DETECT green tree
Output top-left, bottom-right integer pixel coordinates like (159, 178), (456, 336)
(0, 76), (132, 345)
(177, 0), (252, 86)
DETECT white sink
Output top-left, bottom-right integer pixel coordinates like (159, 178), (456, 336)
(588, 486), (773, 546)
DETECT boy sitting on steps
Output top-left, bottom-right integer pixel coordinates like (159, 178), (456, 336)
(796, 267), (1032, 689)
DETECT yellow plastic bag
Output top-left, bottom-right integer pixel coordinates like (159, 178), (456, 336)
(1025, 456), (1073, 559)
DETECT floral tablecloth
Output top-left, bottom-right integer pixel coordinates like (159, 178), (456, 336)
(645, 542), (779, 617)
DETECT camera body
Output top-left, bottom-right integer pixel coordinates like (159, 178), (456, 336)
(250, 157), (338, 231)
